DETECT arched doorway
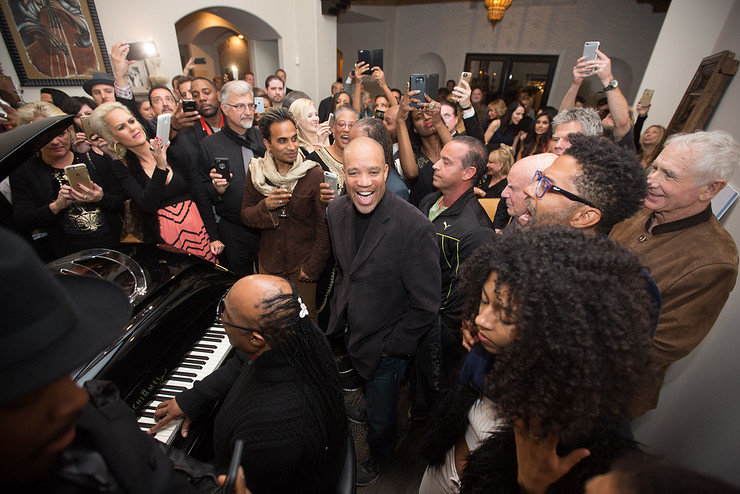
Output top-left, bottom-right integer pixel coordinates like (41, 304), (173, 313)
(175, 7), (280, 88)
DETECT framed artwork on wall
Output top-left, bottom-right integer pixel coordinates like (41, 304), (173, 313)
(0, 0), (111, 87)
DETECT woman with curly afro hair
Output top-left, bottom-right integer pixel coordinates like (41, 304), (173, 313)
(419, 226), (656, 494)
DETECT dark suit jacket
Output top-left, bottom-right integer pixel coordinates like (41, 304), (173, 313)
(327, 191), (441, 379)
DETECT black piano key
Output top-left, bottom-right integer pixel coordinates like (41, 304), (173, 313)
(171, 371), (198, 378)
(169, 376), (195, 383)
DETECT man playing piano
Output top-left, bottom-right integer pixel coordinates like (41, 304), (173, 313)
(0, 228), (248, 493)
(150, 274), (348, 494)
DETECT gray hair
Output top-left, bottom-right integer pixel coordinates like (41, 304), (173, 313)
(665, 130), (740, 185)
(553, 107), (603, 137)
(220, 80), (253, 105)
(333, 105), (359, 121)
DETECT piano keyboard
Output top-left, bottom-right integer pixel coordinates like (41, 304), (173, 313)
(136, 324), (233, 444)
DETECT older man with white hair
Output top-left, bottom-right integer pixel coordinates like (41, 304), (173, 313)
(610, 130), (740, 417)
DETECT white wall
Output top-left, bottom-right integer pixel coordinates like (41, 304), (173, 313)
(630, 0), (740, 487)
(340, 0), (665, 106)
(0, 0), (336, 104)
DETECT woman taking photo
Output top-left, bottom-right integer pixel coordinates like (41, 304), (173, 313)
(10, 102), (125, 260)
(90, 101), (221, 262)
(289, 98), (331, 155)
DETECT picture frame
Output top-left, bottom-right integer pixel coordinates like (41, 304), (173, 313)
(126, 59), (149, 96)
(0, 0), (111, 87)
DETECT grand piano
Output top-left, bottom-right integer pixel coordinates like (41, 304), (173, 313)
(47, 243), (238, 455)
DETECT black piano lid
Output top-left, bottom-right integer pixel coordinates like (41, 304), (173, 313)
(46, 243), (233, 309)
(47, 244), (238, 388)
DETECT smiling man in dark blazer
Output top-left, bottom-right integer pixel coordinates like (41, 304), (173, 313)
(327, 137), (440, 486)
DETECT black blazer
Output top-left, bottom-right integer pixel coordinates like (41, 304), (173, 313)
(327, 191), (441, 379)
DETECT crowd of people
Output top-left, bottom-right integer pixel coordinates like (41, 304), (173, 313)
(1, 40), (739, 494)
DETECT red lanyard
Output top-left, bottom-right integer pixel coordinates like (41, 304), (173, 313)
(200, 114), (223, 136)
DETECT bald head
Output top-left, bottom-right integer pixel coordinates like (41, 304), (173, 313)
(344, 137), (388, 214)
(501, 153), (557, 220)
(223, 274), (293, 356)
(344, 136), (384, 164)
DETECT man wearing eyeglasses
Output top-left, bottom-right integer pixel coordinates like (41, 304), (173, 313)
(197, 80), (266, 276)
(521, 133), (646, 235)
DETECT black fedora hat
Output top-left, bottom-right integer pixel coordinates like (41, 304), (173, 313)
(0, 115), (74, 181)
(83, 71), (115, 96)
(0, 228), (131, 403)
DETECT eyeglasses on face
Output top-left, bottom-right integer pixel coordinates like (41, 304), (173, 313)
(224, 103), (257, 112)
(531, 170), (596, 208)
(215, 292), (255, 333)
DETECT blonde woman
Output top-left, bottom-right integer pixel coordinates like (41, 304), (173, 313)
(289, 98), (331, 155)
(474, 145), (514, 198)
(90, 101), (221, 262)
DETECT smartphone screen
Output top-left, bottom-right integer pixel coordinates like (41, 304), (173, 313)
(193, 57), (206, 64)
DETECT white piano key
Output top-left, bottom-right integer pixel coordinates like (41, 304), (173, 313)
(136, 324), (233, 444)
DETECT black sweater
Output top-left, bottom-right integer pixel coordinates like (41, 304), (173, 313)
(177, 349), (344, 494)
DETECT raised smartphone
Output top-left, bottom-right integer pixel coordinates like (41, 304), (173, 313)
(459, 71), (472, 87)
(80, 116), (97, 141)
(156, 113), (172, 146)
(409, 74), (427, 108)
(193, 57), (207, 65)
(65, 164), (93, 194)
(126, 41), (158, 60)
(639, 89), (655, 107)
(214, 157), (230, 181)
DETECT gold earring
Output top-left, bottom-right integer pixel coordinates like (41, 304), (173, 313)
(113, 142), (125, 156)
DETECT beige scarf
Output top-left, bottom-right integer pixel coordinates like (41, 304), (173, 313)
(248, 151), (318, 195)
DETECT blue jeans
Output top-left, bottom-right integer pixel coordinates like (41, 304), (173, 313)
(365, 356), (407, 461)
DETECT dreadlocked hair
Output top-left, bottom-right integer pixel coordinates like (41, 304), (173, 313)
(255, 282), (347, 451)
(458, 226), (655, 447)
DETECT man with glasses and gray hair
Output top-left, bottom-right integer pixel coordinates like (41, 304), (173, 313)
(198, 80), (265, 276)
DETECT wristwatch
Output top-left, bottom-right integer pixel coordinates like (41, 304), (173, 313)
(602, 80), (618, 92)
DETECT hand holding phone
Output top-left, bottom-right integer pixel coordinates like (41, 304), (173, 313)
(221, 439), (244, 493)
(409, 74), (427, 109)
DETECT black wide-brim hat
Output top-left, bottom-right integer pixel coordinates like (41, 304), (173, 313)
(82, 71), (115, 96)
(0, 114), (131, 403)
(0, 229), (131, 403)
(0, 114), (74, 181)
